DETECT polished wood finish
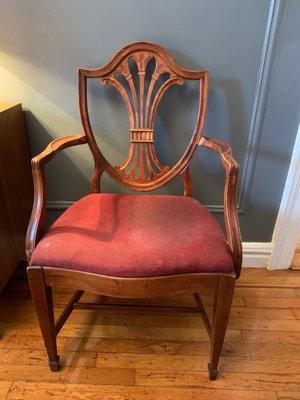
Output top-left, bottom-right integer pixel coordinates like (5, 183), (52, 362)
(54, 290), (84, 336)
(199, 137), (242, 278)
(27, 267), (59, 371)
(39, 268), (222, 298)
(209, 275), (235, 379)
(25, 134), (87, 259)
(78, 41), (208, 192)
(25, 42), (242, 379)
(0, 268), (299, 399)
(0, 103), (33, 291)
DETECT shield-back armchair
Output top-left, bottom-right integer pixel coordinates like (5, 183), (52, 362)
(26, 42), (242, 380)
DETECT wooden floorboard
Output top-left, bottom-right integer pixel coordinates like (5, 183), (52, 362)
(6, 382), (278, 400)
(292, 240), (300, 270)
(0, 268), (299, 399)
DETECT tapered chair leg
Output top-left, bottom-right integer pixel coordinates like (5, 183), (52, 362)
(209, 275), (235, 380)
(27, 266), (59, 372)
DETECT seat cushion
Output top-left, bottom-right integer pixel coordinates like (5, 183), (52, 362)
(30, 194), (234, 277)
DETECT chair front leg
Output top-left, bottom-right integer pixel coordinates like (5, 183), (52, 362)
(209, 275), (235, 380)
(27, 266), (59, 372)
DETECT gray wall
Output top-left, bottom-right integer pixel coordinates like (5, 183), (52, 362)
(1, 0), (299, 242)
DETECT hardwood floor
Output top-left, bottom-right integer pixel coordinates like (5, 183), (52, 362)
(292, 240), (300, 269)
(0, 267), (299, 399)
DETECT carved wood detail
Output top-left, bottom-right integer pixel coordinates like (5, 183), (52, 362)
(199, 136), (243, 278)
(100, 52), (185, 183)
(79, 41), (208, 190)
(25, 42), (242, 280)
(25, 134), (87, 259)
(26, 43), (242, 378)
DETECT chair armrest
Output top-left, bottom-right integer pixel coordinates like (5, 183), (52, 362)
(26, 134), (87, 260)
(31, 134), (87, 167)
(198, 136), (242, 278)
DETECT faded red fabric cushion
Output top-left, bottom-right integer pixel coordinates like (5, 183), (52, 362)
(30, 194), (234, 277)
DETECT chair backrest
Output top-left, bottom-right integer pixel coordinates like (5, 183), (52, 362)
(78, 41), (208, 193)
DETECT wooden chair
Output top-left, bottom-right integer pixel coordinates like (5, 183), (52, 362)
(26, 41), (242, 380)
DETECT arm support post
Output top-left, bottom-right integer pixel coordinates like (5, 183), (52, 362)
(25, 134), (87, 259)
(199, 137), (242, 278)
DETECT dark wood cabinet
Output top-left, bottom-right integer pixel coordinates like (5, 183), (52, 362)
(0, 103), (33, 291)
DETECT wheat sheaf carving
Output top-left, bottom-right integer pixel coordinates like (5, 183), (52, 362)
(101, 52), (184, 183)
(79, 42), (208, 192)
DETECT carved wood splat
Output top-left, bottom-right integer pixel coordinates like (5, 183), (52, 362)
(101, 52), (184, 183)
(78, 41), (208, 191)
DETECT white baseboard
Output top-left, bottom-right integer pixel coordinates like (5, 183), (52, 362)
(242, 242), (271, 268)
(268, 122), (300, 269)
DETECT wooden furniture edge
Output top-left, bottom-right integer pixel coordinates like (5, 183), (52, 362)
(29, 266), (236, 299)
(25, 134), (87, 259)
(0, 102), (22, 113)
(199, 136), (242, 278)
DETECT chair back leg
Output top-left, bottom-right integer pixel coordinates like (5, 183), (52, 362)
(27, 266), (59, 371)
(209, 274), (235, 380)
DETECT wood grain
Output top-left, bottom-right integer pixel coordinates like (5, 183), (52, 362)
(136, 370), (300, 392)
(292, 309), (300, 319)
(241, 330), (300, 344)
(244, 297), (300, 308)
(0, 348), (97, 368)
(0, 382), (12, 399)
(235, 287), (297, 298)
(294, 289), (300, 298)
(0, 321), (242, 342)
(0, 365), (134, 386)
(64, 337), (300, 358)
(0, 268), (299, 399)
(96, 352), (300, 374)
(7, 307), (297, 330)
(8, 303), (292, 324)
(0, 103), (33, 291)
(237, 273), (300, 288)
(277, 392), (300, 400)
(6, 382), (278, 400)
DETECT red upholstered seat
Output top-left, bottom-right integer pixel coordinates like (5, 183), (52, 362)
(30, 194), (234, 277)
